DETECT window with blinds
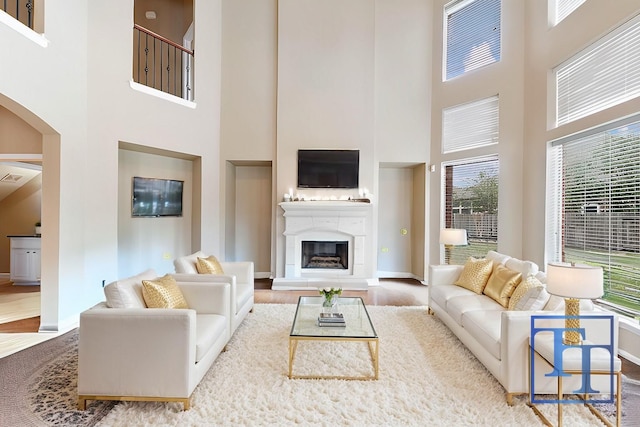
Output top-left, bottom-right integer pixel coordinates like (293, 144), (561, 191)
(547, 118), (640, 315)
(553, 0), (586, 25)
(442, 157), (499, 264)
(442, 95), (499, 153)
(444, 0), (501, 81)
(555, 14), (640, 126)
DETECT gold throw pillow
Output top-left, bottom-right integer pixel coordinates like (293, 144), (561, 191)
(483, 264), (522, 307)
(454, 257), (494, 294)
(196, 255), (225, 275)
(142, 274), (189, 309)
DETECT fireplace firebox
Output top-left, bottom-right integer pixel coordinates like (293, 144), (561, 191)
(301, 240), (348, 269)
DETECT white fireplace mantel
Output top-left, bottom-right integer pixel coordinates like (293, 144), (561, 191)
(273, 201), (375, 290)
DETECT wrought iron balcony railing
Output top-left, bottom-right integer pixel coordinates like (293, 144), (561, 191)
(2, 0), (34, 29)
(133, 24), (194, 101)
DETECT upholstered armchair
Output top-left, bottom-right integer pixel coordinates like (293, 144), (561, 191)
(77, 269), (231, 410)
(173, 251), (254, 333)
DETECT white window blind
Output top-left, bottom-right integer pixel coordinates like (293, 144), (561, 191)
(442, 157), (499, 264)
(547, 118), (640, 314)
(442, 95), (499, 153)
(444, 0), (501, 80)
(553, 0), (586, 25)
(546, 145), (563, 263)
(555, 14), (640, 126)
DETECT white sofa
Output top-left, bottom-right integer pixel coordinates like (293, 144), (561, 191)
(428, 251), (619, 405)
(173, 251), (254, 333)
(77, 269), (231, 410)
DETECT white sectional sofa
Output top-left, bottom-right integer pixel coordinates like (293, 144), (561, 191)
(428, 251), (618, 405)
(77, 269), (231, 410)
(173, 251), (254, 334)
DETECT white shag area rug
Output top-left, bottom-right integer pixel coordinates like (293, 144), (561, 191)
(95, 304), (612, 426)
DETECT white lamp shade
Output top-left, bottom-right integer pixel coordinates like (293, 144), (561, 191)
(546, 262), (604, 299)
(439, 228), (468, 246)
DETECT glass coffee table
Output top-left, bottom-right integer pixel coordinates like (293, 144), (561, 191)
(288, 296), (379, 380)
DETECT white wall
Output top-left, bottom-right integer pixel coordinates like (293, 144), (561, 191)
(255, 0), (430, 279)
(218, 0), (432, 280)
(375, 0), (432, 164)
(117, 149), (193, 277)
(276, 0), (376, 196)
(274, 0), (375, 278)
(220, 0), (278, 269)
(0, 0), (223, 330)
(1, 2), (89, 330)
(220, 0), (277, 161)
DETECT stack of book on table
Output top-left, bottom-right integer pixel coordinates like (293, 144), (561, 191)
(317, 312), (346, 327)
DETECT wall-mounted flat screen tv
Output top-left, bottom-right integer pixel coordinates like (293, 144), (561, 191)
(132, 176), (184, 217)
(297, 149), (359, 189)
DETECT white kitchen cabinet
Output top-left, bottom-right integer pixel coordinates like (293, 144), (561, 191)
(9, 237), (41, 284)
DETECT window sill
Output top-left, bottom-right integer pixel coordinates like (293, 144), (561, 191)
(0, 12), (48, 47)
(129, 81), (196, 109)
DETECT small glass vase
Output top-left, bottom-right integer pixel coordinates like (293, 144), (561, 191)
(322, 295), (339, 313)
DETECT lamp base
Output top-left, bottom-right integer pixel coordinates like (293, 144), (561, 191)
(444, 244), (452, 264)
(563, 298), (581, 346)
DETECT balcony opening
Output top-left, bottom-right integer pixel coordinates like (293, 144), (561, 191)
(133, 0), (194, 100)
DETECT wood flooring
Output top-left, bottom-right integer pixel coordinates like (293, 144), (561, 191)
(0, 280), (40, 332)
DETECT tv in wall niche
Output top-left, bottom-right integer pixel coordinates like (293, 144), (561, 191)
(297, 149), (359, 189)
(132, 176), (184, 217)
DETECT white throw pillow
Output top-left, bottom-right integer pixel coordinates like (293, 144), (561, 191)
(508, 275), (550, 311)
(486, 251), (511, 266)
(104, 269), (157, 308)
(505, 258), (539, 277)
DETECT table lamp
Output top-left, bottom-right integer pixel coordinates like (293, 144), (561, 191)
(546, 262), (603, 346)
(439, 228), (468, 264)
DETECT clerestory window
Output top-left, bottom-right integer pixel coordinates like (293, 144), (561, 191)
(442, 95), (499, 154)
(555, 13), (640, 126)
(443, 0), (501, 81)
(552, 0), (586, 25)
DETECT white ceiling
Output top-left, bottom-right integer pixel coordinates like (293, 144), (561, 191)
(0, 162), (42, 203)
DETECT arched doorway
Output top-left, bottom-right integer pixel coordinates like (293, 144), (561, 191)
(0, 94), (61, 332)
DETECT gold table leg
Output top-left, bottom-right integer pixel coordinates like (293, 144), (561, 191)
(289, 337), (379, 380)
(288, 338), (298, 379)
(368, 339), (379, 380)
(528, 344), (621, 427)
